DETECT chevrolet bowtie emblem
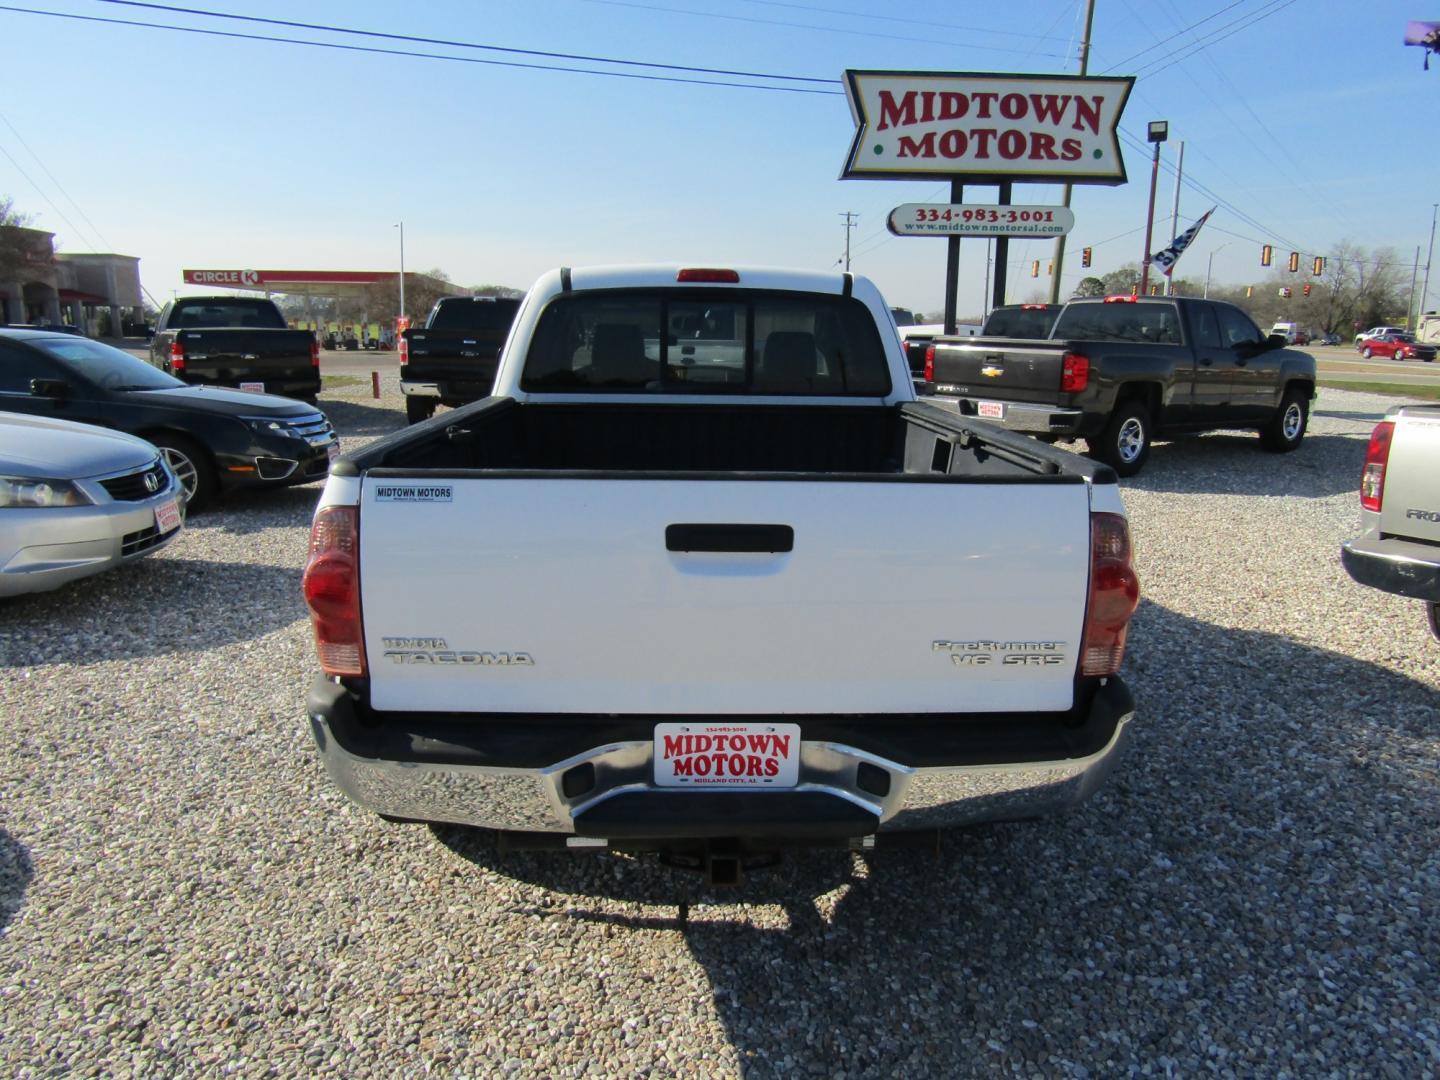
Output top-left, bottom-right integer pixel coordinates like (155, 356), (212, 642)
(980, 365), (1004, 377)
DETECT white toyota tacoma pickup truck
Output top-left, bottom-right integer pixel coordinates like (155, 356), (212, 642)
(302, 265), (1140, 880)
(1342, 404), (1440, 641)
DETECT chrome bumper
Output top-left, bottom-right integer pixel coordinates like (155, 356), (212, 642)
(400, 381), (441, 398)
(938, 395), (1085, 436)
(308, 682), (1135, 837)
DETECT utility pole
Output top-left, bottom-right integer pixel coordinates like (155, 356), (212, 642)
(395, 221), (406, 322)
(839, 211), (858, 272)
(1048, 0), (1097, 304)
(1408, 246), (1421, 329)
(1165, 141), (1184, 295)
(1421, 204), (1438, 326)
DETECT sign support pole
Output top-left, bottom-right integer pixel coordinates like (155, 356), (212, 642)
(992, 181), (1012, 311)
(943, 180), (963, 334)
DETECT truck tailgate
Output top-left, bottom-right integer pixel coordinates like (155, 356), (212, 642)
(932, 340), (1067, 402)
(359, 476), (1092, 715)
(176, 329), (314, 381)
(1382, 409), (1440, 544)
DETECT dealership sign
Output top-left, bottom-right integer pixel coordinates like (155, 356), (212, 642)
(842, 70), (1133, 185)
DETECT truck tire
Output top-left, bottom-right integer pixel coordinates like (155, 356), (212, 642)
(406, 397), (436, 424)
(150, 432), (217, 510)
(1088, 401), (1151, 477)
(1261, 387), (1309, 452)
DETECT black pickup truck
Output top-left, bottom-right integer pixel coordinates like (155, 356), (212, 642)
(150, 296), (319, 403)
(399, 295), (521, 423)
(924, 295), (1317, 476)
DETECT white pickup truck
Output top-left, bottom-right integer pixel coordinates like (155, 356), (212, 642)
(302, 265), (1140, 880)
(1342, 404), (1440, 641)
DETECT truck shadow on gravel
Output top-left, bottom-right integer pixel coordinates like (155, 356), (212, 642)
(0, 830), (33, 936)
(0, 559), (304, 668)
(433, 599), (1440, 1076)
(1119, 432), (1365, 498)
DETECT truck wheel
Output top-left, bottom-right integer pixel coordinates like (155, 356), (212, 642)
(150, 432), (217, 510)
(406, 397), (436, 424)
(1089, 402), (1151, 477)
(1261, 387), (1309, 452)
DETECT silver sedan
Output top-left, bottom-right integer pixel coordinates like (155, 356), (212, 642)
(0, 411), (184, 598)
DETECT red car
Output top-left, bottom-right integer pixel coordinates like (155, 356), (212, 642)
(1357, 332), (1436, 361)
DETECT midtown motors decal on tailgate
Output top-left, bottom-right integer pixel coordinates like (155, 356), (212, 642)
(654, 722), (802, 788)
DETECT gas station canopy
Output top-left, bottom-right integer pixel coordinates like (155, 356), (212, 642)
(181, 269), (398, 300)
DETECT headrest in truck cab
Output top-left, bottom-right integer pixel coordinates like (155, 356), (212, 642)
(589, 323), (654, 386)
(759, 331), (819, 392)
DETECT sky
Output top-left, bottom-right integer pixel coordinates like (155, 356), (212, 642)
(0, 0), (1434, 318)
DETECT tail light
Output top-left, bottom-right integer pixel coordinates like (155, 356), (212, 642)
(1080, 513), (1140, 677)
(310, 338), (320, 368)
(1103, 295), (1138, 303)
(168, 340), (186, 372)
(1061, 352), (1090, 393)
(398, 334), (409, 367)
(1360, 421), (1394, 512)
(303, 506), (366, 677)
(924, 343), (935, 382)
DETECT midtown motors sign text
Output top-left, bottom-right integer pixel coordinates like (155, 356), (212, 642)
(843, 71), (1133, 185)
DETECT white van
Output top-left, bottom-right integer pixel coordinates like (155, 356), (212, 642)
(1270, 322), (1299, 344)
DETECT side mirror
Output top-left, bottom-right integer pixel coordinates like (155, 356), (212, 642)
(30, 378), (70, 398)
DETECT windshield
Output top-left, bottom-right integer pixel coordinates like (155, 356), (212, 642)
(32, 338), (184, 390)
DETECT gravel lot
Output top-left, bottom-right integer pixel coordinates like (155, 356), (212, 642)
(2, 380), (1437, 1077)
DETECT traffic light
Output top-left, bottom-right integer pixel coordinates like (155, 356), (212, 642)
(1288, 251), (1300, 273)
(1150, 284), (1162, 295)
(1081, 247), (1092, 268)
(1046, 261), (1053, 276)
(1279, 286), (1292, 298)
(1303, 283), (1312, 297)
(1261, 245), (1273, 267)
(1246, 286), (1253, 298)
(1031, 260), (1039, 278)
(1313, 256), (1324, 276)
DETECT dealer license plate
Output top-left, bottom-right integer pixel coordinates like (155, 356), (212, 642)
(977, 400), (1005, 419)
(154, 498), (182, 534)
(653, 722), (801, 788)
(239, 381), (264, 392)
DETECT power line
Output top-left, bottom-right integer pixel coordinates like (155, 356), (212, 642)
(1130, 0), (1302, 79)
(579, 0), (1074, 59)
(0, 111), (112, 251)
(728, 0), (1080, 43)
(0, 139), (103, 253)
(1099, 0), (1252, 72)
(0, 5), (842, 95)
(96, 0), (836, 84)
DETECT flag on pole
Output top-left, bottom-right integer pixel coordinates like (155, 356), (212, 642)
(1150, 207), (1215, 277)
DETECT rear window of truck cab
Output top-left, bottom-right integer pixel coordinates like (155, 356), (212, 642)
(168, 299), (287, 329)
(1052, 301), (1183, 345)
(520, 290), (892, 396)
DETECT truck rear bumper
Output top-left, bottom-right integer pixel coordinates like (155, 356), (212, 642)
(400, 381), (441, 398)
(1341, 534), (1440, 601)
(306, 677), (1135, 839)
(945, 396), (1086, 436)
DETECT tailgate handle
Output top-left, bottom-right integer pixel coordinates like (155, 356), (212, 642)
(666, 523), (793, 553)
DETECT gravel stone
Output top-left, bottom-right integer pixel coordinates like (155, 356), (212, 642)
(1, 382), (1436, 1077)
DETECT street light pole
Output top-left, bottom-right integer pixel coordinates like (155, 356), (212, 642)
(395, 221), (406, 322)
(1204, 242), (1231, 299)
(1139, 121), (1168, 296)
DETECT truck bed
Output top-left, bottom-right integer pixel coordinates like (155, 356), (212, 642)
(347, 398), (1107, 480)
